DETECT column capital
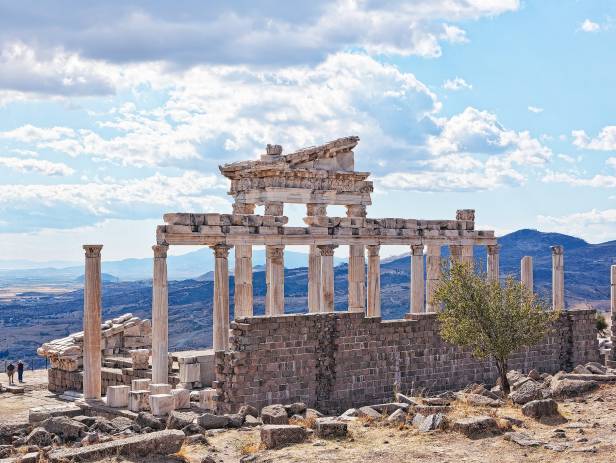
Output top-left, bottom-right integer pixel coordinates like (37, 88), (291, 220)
(232, 202), (255, 214)
(264, 201), (284, 216)
(366, 244), (380, 257)
(411, 244), (424, 256)
(345, 204), (367, 218)
(83, 244), (103, 258)
(152, 244), (168, 258)
(306, 203), (327, 217)
(456, 209), (475, 221)
(210, 243), (232, 258)
(317, 244), (338, 256)
(487, 244), (500, 255)
(551, 245), (564, 255)
(425, 244), (441, 256)
(266, 244), (285, 259)
(449, 244), (462, 256)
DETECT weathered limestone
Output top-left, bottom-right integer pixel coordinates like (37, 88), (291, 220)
(234, 244), (253, 318)
(308, 245), (322, 313)
(521, 256), (533, 292)
(106, 385), (130, 408)
(366, 245), (381, 317)
(150, 383), (172, 395)
(410, 244), (425, 314)
(150, 394), (175, 416)
(487, 244), (500, 281)
(611, 266), (616, 366)
(461, 244), (474, 266)
(179, 363), (200, 383)
(82, 244), (102, 401)
(551, 245), (564, 310)
(265, 245), (285, 315)
(171, 388), (190, 409)
(449, 245), (462, 264)
(425, 244), (441, 312)
(132, 378), (150, 391)
(211, 244), (231, 351)
(348, 244), (366, 312)
(152, 244), (169, 385)
(129, 390), (150, 412)
(318, 245), (338, 313)
(130, 349), (149, 370)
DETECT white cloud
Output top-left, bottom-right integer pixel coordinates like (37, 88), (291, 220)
(440, 24), (469, 44)
(538, 208), (616, 243)
(0, 157), (74, 176)
(0, 171), (229, 232)
(443, 77), (472, 91)
(528, 106), (543, 113)
(542, 171), (616, 188)
(607, 157), (616, 169)
(557, 154), (577, 163)
(572, 127), (616, 151)
(580, 19), (600, 33)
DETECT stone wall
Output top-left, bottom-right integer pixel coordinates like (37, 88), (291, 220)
(215, 309), (598, 414)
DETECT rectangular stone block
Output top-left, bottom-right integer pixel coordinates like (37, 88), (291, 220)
(150, 383), (172, 395)
(171, 388), (191, 410)
(150, 393), (175, 416)
(132, 378), (151, 391)
(198, 388), (217, 411)
(106, 385), (130, 408)
(130, 349), (150, 370)
(199, 352), (216, 386)
(179, 363), (200, 383)
(128, 390), (150, 412)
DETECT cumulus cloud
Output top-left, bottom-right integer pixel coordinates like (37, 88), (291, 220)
(0, 171), (228, 232)
(0, 157), (74, 176)
(572, 127), (616, 151)
(443, 77), (472, 91)
(538, 208), (616, 243)
(527, 106), (543, 113)
(580, 19), (600, 32)
(542, 171), (616, 188)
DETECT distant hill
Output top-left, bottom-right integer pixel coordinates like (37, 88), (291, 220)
(1, 229), (614, 361)
(74, 273), (120, 283)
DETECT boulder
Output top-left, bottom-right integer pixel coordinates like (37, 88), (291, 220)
(422, 397), (450, 406)
(41, 416), (87, 441)
(25, 427), (53, 447)
(371, 402), (409, 414)
(528, 369), (541, 381)
(357, 406), (381, 420)
(452, 416), (499, 438)
(419, 413), (445, 432)
(395, 393), (420, 406)
(136, 412), (164, 431)
(89, 417), (116, 434)
(225, 414), (245, 428)
(504, 431), (543, 447)
(572, 365), (591, 374)
(110, 417), (134, 432)
(315, 418), (347, 438)
(305, 409), (324, 420)
(260, 425), (306, 449)
(550, 379), (599, 398)
(238, 405), (258, 418)
(521, 399), (559, 419)
(340, 408), (358, 419)
(166, 411), (195, 430)
(197, 413), (229, 430)
(386, 409), (406, 424)
(509, 380), (545, 405)
(586, 362), (607, 375)
(261, 405), (289, 425)
(244, 415), (261, 427)
(284, 403), (307, 417)
(411, 414), (426, 428)
(462, 393), (502, 408)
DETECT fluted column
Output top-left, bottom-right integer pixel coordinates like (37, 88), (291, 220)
(366, 245), (381, 317)
(308, 245), (322, 313)
(521, 256), (533, 292)
(234, 244), (253, 319)
(83, 244), (103, 401)
(486, 244), (500, 281)
(211, 244), (231, 351)
(318, 245), (337, 313)
(151, 244), (169, 384)
(265, 245), (285, 315)
(449, 245), (462, 265)
(551, 245), (564, 310)
(610, 266), (616, 365)
(410, 244), (425, 314)
(346, 205), (366, 313)
(425, 244), (441, 312)
(461, 244), (474, 266)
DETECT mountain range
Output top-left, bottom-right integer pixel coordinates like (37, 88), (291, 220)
(1, 229), (614, 361)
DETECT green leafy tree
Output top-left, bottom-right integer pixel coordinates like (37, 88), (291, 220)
(433, 261), (558, 394)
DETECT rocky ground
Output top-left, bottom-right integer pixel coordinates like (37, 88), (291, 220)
(3, 365), (616, 462)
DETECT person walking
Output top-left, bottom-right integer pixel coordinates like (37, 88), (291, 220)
(17, 360), (24, 383)
(6, 362), (15, 385)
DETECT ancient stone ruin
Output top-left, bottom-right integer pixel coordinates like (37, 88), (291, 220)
(37, 136), (605, 417)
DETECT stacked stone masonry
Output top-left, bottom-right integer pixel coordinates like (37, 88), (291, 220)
(215, 310), (598, 415)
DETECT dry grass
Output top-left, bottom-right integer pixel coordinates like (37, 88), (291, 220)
(289, 415), (317, 429)
(238, 438), (263, 455)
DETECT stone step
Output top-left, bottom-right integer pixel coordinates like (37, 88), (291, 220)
(3, 384), (25, 394)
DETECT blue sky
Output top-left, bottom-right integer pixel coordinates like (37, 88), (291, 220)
(1, 0), (615, 262)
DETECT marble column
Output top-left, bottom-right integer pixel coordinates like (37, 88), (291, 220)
(265, 245), (285, 315)
(83, 244), (103, 401)
(486, 244), (500, 282)
(521, 256), (533, 292)
(366, 245), (381, 317)
(318, 245), (338, 313)
(346, 205), (366, 313)
(449, 245), (462, 265)
(461, 244), (474, 266)
(551, 245), (564, 311)
(308, 245), (322, 313)
(425, 244), (441, 312)
(410, 244), (425, 314)
(610, 266), (616, 365)
(151, 244), (169, 385)
(234, 244), (253, 319)
(211, 244), (231, 351)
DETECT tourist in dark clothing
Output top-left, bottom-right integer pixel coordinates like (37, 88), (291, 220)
(17, 360), (24, 383)
(6, 362), (15, 385)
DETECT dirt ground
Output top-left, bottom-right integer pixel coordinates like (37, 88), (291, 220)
(4, 373), (616, 462)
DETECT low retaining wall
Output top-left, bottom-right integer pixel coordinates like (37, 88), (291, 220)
(215, 309), (598, 414)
